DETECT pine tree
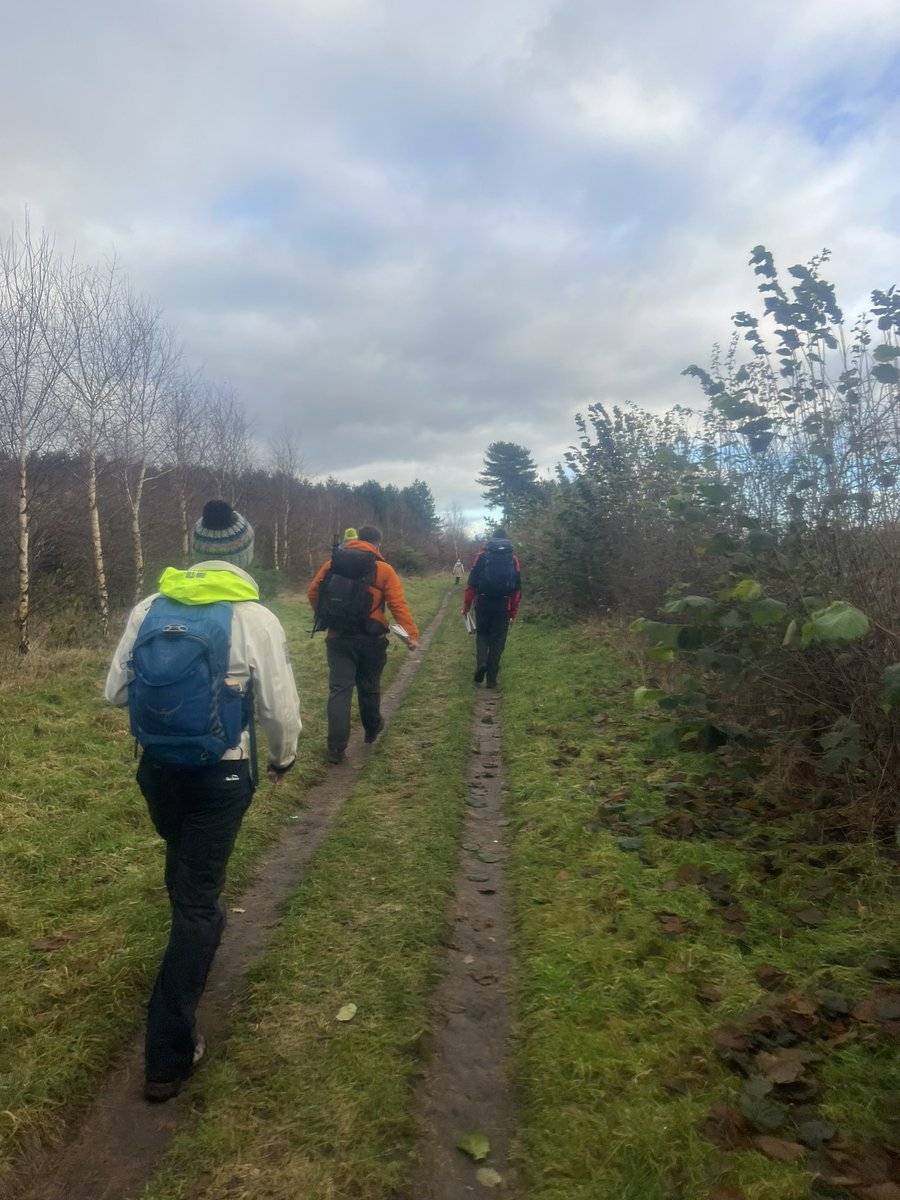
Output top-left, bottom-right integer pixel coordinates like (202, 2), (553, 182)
(477, 441), (539, 522)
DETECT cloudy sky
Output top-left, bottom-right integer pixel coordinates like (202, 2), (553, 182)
(2, 0), (899, 523)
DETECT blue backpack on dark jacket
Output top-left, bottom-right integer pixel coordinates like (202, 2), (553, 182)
(477, 538), (518, 597)
(127, 596), (246, 768)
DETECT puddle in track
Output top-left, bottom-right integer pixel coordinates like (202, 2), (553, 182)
(409, 680), (517, 1198)
(4, 596), (451, 1200)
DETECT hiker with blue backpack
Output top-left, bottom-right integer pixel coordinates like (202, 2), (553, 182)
(462, 527), (521, 688)
(105, 500), (301, 1102)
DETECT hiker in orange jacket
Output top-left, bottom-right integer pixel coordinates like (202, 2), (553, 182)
(308, 525), (418, 763)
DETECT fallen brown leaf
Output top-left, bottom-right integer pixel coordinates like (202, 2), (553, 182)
(29, 933), (76, 951)
(859, 1185), (900, 1200)
(755, 964), (788, 991)
(753, 1135), (806, 1162)
(705, 1104), (752, 1150)
(655, 911), (691, 934)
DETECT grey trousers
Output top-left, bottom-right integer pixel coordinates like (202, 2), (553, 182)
(325, 633), (388, 751)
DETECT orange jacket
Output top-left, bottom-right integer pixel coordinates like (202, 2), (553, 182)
(307, 540), (419, 641)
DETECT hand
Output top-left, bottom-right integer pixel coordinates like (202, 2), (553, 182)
(408, 640), (418, 651)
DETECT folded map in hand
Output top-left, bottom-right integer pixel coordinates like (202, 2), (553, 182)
(389, 623), (415, 650)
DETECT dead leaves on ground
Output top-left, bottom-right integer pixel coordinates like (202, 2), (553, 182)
(706, 981), (900, 1193)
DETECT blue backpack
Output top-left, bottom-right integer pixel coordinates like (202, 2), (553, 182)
(478, 538), (518, 596)
(127, 596), (247, 768)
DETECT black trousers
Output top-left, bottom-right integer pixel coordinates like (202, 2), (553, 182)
(325, 633), (388, 752)
(475, 607), (510, 683)
(137, 755), (254, 1083)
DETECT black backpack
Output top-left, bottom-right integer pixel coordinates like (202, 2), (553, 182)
(477, 538), (518, 596)
(315, 546), (380, 634)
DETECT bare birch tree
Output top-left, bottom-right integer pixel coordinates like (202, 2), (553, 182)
(110, 289), (182, 600)
(441, 502), (469, 560)
(207, 384), (253, 506)
(267, 423), (304, 572)
(0, 220), (65, 654)
(54, 256), (131, 635)
(164, 372), (212, 563)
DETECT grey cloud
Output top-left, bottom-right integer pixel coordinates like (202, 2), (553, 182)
(1, 0), (899, 520)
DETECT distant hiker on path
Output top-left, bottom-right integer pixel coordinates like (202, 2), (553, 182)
(105, 500), (301, 1103)
(308, 524), (418, 764)
(462, 527), (521, 689)
(452, 558), (464, 584)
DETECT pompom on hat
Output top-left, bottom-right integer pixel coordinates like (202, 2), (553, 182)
(191, 500), (255, 568)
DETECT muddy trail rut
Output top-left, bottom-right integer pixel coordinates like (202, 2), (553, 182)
(9, 593), (519, 1200)
(411, 681), (517, 1197)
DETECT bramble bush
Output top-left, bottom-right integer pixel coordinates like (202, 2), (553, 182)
(630, 248), (900, 830)
(508, 247), (900, 830)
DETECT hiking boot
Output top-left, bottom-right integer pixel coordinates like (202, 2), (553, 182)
(486, 679), (498, 689)
(143, 1037), (205, 1103)
(364, 717), (385, 744)
(473, 666), (486, 684)
(326, 747), (345, 765)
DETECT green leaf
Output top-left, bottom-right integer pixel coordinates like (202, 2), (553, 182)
(747, 598), (788, 626)
(628, 619), (680, 648)
(681, 505), (708, 524)
(695, 649), (744, 674)
(731, 578), (763, 601)
(475, 1168), (503, 1188)
(647, 647), (676, 664)
(676, 626), (705, 650)
(661, 595), (715, 613)
(740, 1080), (786, 1133)
(781, 619), (800, 647)
(456, 1132), (490, 1162)
(746, 530), (777, 555)
(634, 687), (665, 706)
(872, 343), (900, 362)
(703, 532), (738, 556)
(720, 609), (744, 629)
(800, 601), (870, 646)
(879, 664), (900, 711)
(696, 722), (729, 753)
(872, 362), (900, 384)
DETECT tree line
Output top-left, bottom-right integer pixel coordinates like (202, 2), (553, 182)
(0, 221), (457, 655)
(482, 248), (900, 828)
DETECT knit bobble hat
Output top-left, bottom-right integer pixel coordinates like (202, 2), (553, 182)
(191, 500), (255, 568)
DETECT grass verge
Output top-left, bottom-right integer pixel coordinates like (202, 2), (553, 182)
(0, 575), (447, 1186)
(501, 618), (899, 1200)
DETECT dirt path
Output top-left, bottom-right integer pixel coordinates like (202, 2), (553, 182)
(409, 681), (518, 1197)
(6, 597), (451, 1200)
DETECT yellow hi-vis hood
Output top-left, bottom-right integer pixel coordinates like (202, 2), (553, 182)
(158, 564), (260, 604)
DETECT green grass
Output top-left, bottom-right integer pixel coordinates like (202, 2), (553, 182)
(500, 618), (900, 1200)
(3, 597), (896, 1199)
(141, 587), (475, 1199)
(0, 574), (448, 1185)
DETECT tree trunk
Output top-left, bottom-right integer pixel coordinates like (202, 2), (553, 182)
(87, 450), (110, 635)
(282, 496), (291, 572)
(16, 451), (30, 656)
(178, 479), (190, 564)
(129, 464), (146, 603)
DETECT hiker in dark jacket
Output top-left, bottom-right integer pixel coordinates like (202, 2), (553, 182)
(105, 501), (301, 1102)
(307, 524), (418, 764)
(462, 527), (521, 688)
